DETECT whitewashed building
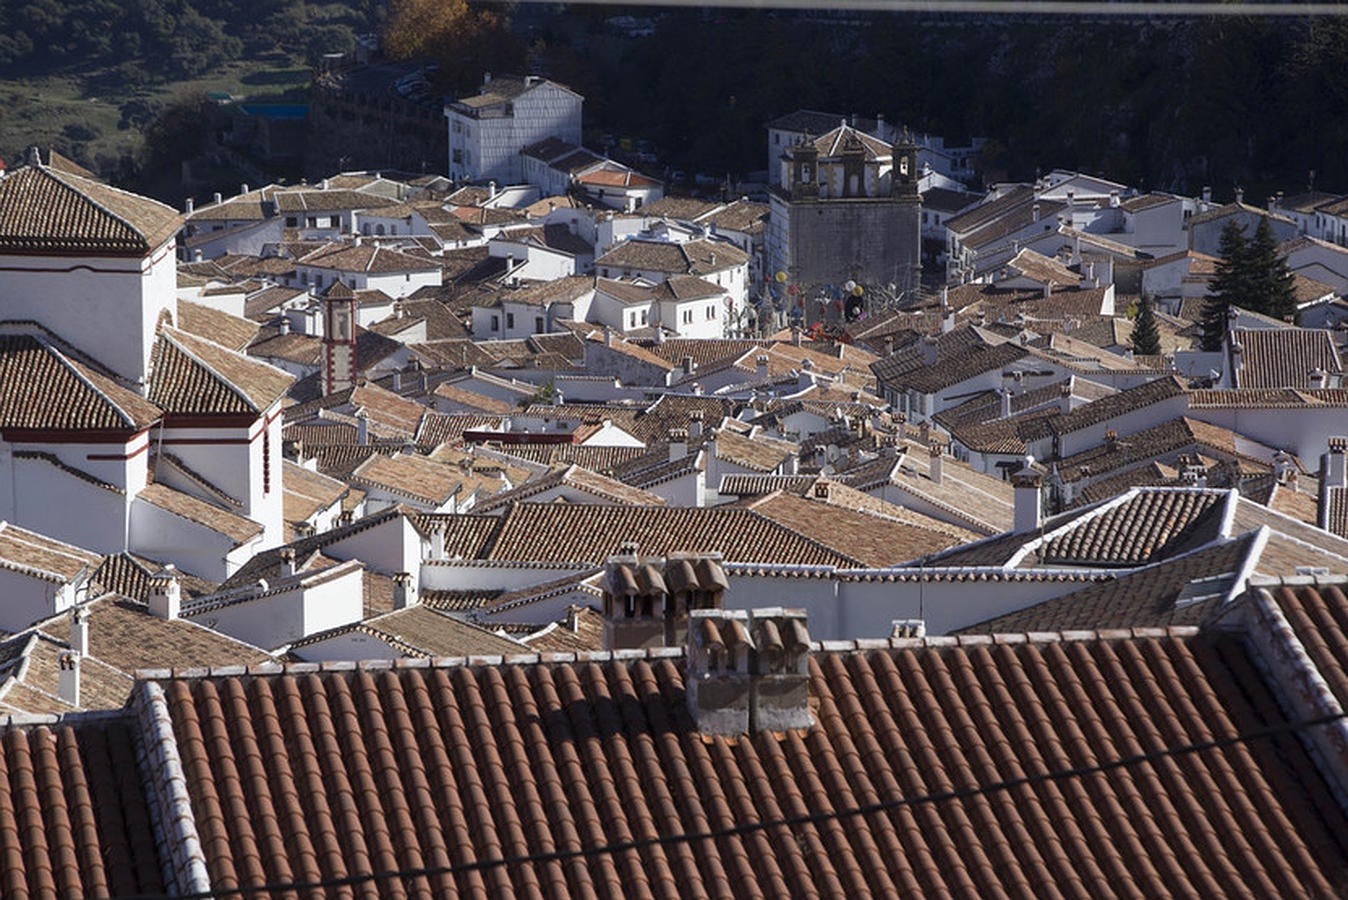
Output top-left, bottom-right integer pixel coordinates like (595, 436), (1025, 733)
(445, 74), (583, 184)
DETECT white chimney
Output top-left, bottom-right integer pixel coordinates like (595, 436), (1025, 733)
(669, 428), (689, 462)
(355, 411), (369, 445)
(1012, 456), (1042, 533)
(149, 566), (181, 620)
(185, 197), (195, 214)
(689, 410), (705, 439)
(430, 526), (447, 561)
(755, 354), (769, 379)
(928, 443), (944, 485)
(921, 334), (938, 366)
(58, 651), (80, 708)
(1309, 368), (1327, 390)
(1000, 387), (1013, 419)
(213, 192), (222, 205)
(393, 572), (417, 609)
(70, 606), (89, 656)
(278, 316), (291, 336)
(1326, 437), (1348, 488)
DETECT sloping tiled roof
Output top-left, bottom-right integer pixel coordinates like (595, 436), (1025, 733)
(175, 300), (259, 352)
(1233, 328), (1343, 390)
(1037, 488), (1228, 567)
(0, 521), (102, 583)
(151, 327), (293, 415)
(0, 717), (168, 895)
(962, 533), (1257, 633)
(437, 504), (860, 566)
(0, 333), (162, 431)
(144, 626), (1348, 897)
(595, 238), (748, 275)
(0, 161), (181, 255)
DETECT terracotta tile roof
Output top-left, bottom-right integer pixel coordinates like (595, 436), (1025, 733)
(810, 122), (893, 160)
(420, 588), (505, 613)
(1049, 376), (1187, 437)
(248, 331), (321, 366)
(883, 340), (1028, 395)
(1056, 417), (1275, 485)
(641, 195), (721, 220)
(713, 428), (796, 473)
(576, 165), (661, 190)
(291, 605), (526, 659)
(1261, 580), (1348, 709)
(700, 198), (769, 235)
(0, 630), (135, 713)
(136, 482), (264, 546)
(1038, 488), (1228, 567)
(465, 462), (656, 510)
(286, 382), (425, 438)
(745, 491), (975, 566)
(270, 188), (399, 213)
(142, 626), (1348, 898)
(151, 327), (293, 415)
(496, 274), (595, 307)
(962, 534), (1258, 633)
(0, 522), (101, 583)
(176, 301), (259, 353)
(0, 161), (181, 255)
(350, 453), (466, 507)
(944, 407), (1060, 456)
(1187, 387), (1348, 409)
(433, 503), (860, 566)
(0, 716), (167, 894)
(0, 332), (162, 431)
(298, 241), (439, 274)
(518, 604), (606, 653)
(92, 552), (218, 602)
(478, 443), (650, 471)
(431, 382), (517, 415)
(416, 412), (507, 448)
(595, 238), (748, 275)
(1233, 328), (1343, 390)
(282, 460), (349, 524)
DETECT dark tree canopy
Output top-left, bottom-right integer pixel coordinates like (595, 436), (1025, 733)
(1132, 295), (1161, 357)
(1200, 220), (1249, 352)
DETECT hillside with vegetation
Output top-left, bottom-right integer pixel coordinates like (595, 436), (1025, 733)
(3, 4), (1347, 205)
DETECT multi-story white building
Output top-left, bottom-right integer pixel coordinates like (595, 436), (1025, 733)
(445, 74), (583, 184)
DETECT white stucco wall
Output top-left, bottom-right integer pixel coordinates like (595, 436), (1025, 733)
(0, 242), (177, 384)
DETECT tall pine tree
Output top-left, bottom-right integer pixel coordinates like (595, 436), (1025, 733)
(1200, 219), (1248, 351)
(1132, 294), (1161, 356)
(1245, 216), (1298, 321)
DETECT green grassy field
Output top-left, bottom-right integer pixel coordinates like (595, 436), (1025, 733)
(0, 57), (312, 176)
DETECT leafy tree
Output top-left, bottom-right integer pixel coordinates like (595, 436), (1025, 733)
(1200, 219), (1248, 351)
(1132, 294), (1161, 356)
(381, 0), (520, 90)
(1244, 216), (1298, 322)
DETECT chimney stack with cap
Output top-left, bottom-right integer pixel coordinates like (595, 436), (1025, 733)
(929, 442), (944, 485)
(1325, 437), (1348, 489)
(688, 409), (704, 439)
(668, 427), (688, 462)
(149, 566), (181, 620)
(602, 542), (668, 650)
(392, 572), (418, 609)
(1012, 456), (1043, 533)
(70, 605), (89, 656)
(686, 609), (753, 735)
(58, 651), (81, 708)
(747, 608), (813, 733)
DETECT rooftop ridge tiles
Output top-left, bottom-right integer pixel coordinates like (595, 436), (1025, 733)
(1248, 572), (1348, 588)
